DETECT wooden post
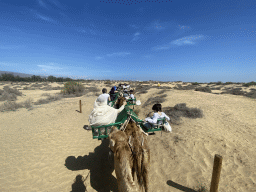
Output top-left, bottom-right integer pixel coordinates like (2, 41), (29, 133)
(210, 154), (223, 192)
(79, 100), (82, 113)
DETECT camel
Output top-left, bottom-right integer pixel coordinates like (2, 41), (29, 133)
(108, 97), (150, 192)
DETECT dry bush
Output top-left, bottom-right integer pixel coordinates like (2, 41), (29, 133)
(20, 82), (30, 86)
(61, 81), (85, 95)
(221, 88), (245, 96)
(23, 98), (33, 109)
(0, 92), (17, 101)
(142, 94), (167, 107)
(34, 94), (62, 105)
(246, 90), (256, 98)
(51, 86), (62, 90)
(3, 86), (22, 96)
(195, 87), (212, 93)
(41, 93), (51, 97)
(0, 101), (23, 112)
(158, 90), (166, 94)
(41, 86), (53, 90)
(31, 83), (43, 88)
(104, 80), (111, 85)
(210, 86), (221, 90)
(85, 86), (100, 94)
(0, 86), (22, 101)
(174, 84), (199, 90)
(135, 85), (151, 94)
(243, 81), (256, 87)
(163, 103), (203, 125)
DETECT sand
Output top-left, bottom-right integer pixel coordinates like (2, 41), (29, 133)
(0, 82), (256, 192)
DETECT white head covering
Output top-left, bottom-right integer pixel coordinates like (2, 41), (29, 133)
(94, 94), (108, 107)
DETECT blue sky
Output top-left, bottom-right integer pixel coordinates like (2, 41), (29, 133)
(0, 0), (255, 82)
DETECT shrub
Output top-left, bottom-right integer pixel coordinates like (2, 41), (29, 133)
(245, 90), (256, 98)
(86, 87), (100, 94)
(142, 94), (167, 107)
(191, 82), (199, 85)
(41, 93), (51, 97)
(104, 80), (111, 85)
(163, 103), (203, 125)
(31, 83), (43, 88)
(174, 84), (198, 90)
(0, 101), (22, 112)
(61, 81), (85, 95)
(224, 82), (233, 85)
(34, 94), (62, 105)
(158, 90), (166, 94)
(216, 81), (223, 85)
(0, 86), (22, 101)
(195, 87), (212, 93)
(3, 86), (22, 96)
(135, 85), (151, 95)
(243, 81), (256, 87)
(0, 92), (17, 101)
(23, 98), (33, 109)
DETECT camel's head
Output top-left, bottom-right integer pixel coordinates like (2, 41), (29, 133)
(109, 126), (128, 152)
(116, 97), (126, 109)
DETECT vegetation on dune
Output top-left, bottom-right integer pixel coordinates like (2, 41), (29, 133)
(195, 87), (212, 93)
(0, 86), (22, 101)
(243, 81), (256, 87)
(142, 94), (167, 107)
(163, 103), (203, 125)
(34, 94), (62, 105)
(61, 81), (85, 96)
(104, 80), (112, 84)
(0, 98), (34, 112)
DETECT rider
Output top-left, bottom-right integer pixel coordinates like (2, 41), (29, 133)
(99, 88), (111, 103)
(144, 103), (170, 129)
(89, 94), (127, 127)
(109, 86), (118, 101)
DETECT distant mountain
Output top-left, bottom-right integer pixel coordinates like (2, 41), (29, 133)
(0, 71), (48, 78)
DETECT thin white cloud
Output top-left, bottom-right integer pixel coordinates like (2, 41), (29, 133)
(146, 19), (167, 31)
(37, 63), (63, 71)
(48, 0), (64, 10)
(132, 32), (140, 41)
(107, 52), (131, 57)
(35, 13), (55, 23)
(130, 24), (139, 29)
(37, 0), (48, 9)
(178, 25), (190, 30)
(152, 35), (205, 50)
(0, 45), (21, 50)
(95, 56), (103, 60)
(171, 35), (204, 46)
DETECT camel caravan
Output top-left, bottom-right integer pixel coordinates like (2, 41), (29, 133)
(88, 83), (172, 192)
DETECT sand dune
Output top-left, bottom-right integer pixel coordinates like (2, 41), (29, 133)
(1, 82), (256, 191)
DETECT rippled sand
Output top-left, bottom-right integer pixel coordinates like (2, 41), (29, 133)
(1, 81), (256, 191)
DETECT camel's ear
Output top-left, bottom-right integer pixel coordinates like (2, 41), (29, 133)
(109, 139), (115, 151)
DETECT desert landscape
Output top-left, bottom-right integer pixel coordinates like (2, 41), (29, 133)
(1, 80), (256, 192)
